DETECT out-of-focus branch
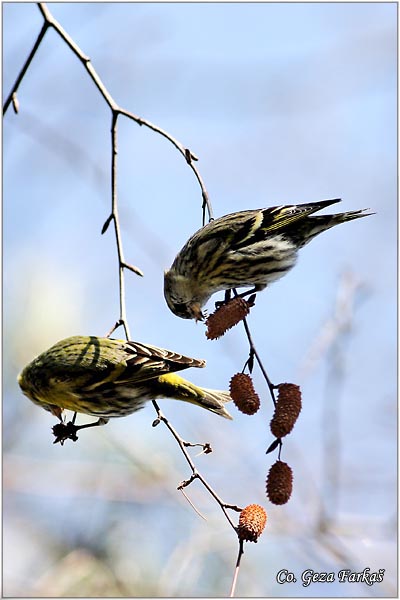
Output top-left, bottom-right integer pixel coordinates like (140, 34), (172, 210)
(300, 270), (369, 378)
(300, 270), (370, 532)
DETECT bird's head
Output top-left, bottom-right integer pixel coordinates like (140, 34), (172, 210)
(17, 363), (63, 418)
(164, 270), (206, 321)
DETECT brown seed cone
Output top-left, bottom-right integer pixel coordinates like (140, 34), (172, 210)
(266, 461), (293, 505)
(206, 297), (251, 340)
(270, 383), (302, 438)
(237, 504), (267, 542)
(229, 373), (260, 415)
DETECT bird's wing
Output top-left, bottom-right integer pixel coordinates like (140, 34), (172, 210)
(257, 198), (342, 235)
(181, 199), (342, 256)
(216, 199), (342, 251)
(52, 337), (205, 392)
(174, 210), (266, 271)
(113, 340), (206, 384)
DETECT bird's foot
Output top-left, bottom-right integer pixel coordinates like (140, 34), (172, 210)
(52, 415), (109, 445)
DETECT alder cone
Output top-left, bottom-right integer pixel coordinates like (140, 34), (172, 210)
(229, 373), (260, 415)
(237, 504), (267, 542)
(266, 461), (293, 505)
(206, 297), (251, 339)
(270, 383), (302, 438)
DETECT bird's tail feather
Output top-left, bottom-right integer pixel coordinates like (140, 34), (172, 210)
(302, 208), (373, 244)
(157, 373), (232, 419)
(196, 388), (233, 419)
(330, 208), (374, 223)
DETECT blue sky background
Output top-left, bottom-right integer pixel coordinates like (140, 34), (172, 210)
(3, 2), (397, 597)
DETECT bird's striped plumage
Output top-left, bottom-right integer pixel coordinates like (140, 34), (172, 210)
(164, 199), (372, 320)
(18, 336), (232, 420)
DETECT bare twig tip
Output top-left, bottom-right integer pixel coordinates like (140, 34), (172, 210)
(12, 93), (19, 114)
(104, 320), (124, 338)
(178, 473), (197, 490)
(180, 488), (207, 521)
(123, 262), (144, 277)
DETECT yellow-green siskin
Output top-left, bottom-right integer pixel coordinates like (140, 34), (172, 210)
(164, 198), (372, 320)
(18, 336), (232, 425)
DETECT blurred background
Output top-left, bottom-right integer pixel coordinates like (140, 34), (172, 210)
(3, 2), (397, 597)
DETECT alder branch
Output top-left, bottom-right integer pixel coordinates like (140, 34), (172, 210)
(152, 400), (242, 531)
(241, 313), (276, 406)
(9, 0), (227, 504)
(4, 2), (214, 224)
(229, 540), (244, 597)
(5, 5), (249, 593)
(3, 19), (49, 115)
(101, 112), (143, 341)
(226, 289), (277, 407)
(118, 107), (213, 224)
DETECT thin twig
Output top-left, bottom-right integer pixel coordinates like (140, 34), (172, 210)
(118, 107), (213, 223)
(230, 289), (276, 407)
(230, 540), (244, 597)
(152, 400), (242, 531)
(30, 0), (235, 531)
(3, 20), (49, 115)
(37, 2), (119, 109)
(179, 488), (207, 521)
(109, 112), (132, 340)
(241, 315), (277, 407)
(6, 5), (244, 593)
(5, 3), (214, 223)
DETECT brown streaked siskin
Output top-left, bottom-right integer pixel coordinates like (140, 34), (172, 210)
(18, 335), (233, 441)
(164, 199), (373, 320)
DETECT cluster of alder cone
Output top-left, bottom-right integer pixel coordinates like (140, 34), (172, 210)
(205, 296), (302, 543)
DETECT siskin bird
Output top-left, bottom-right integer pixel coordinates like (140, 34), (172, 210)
(164, 198), (372, 320)
(18, 335), (232, 438)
